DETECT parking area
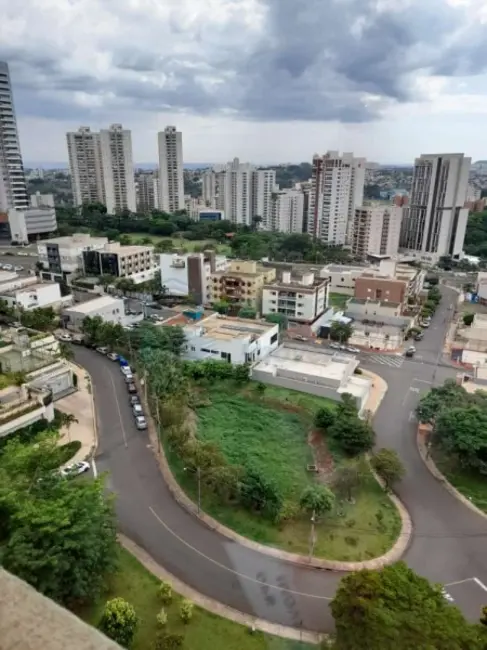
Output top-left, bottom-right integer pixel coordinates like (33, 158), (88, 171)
(443, 577), (487, 619)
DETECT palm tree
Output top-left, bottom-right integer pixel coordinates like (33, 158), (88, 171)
(59, 412), (78, 443)
(58, 342), (74, 362)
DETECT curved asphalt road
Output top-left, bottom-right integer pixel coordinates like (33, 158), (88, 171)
(75, 285), (487, 632)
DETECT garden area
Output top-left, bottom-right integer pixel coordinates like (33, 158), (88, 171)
(165, 369), (402, 563)
(417, 379), (487, 513)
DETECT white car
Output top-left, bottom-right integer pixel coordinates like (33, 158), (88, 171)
(96, 346), (109, 355)
(124, 373), (134, 383)
(132, 404), (143, 416)
(14, 265), (23, 271)
(346, 346), (360, 353)
(57, 333), (72, 342)
(107, 352), (118, 361)
(135, 415), (147, 430)
(121, 365), (132, 375)
(61, 461), (90, 477)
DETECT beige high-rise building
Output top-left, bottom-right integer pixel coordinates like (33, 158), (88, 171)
(269, 188), (304, 233)
(158, 126), (184, 212)
(201, 169), (217, 207)
(66, 126), (105, 207)
(352, 205), (403, 260)
(0, 62), (28, 212)
(135, 171), (159, 213)
(214, 158), (255, 226)
(99, 124), (136, 214)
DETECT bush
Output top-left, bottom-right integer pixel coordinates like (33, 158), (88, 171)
(156, 608), (168, 628)
(463, 313), (475, 327)
(55, 440), (82, 466)
(239, 466), (283, 519)
(158, 580), (173, 605)
(315, 406), (335, 429)
(180, 599), (194, 623)
(154, 633), (184, 650)
(72, 372), (78, 388)
(98, 597), (138, 648)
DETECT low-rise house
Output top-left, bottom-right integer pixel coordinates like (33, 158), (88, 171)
(1, 282), (70, 311)
(63, 295), (127, 330)
(262, 271), (329, 324)
(345, 298), (414, 350)
(209, 260), (276, 311)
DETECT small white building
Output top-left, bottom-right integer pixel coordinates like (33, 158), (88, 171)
(262, 271), (329, 323)
(37, 234), (109, 282)
(167, 313), (279, 365)
(1, 282), (65, 311)
(63, 295), (126, 330)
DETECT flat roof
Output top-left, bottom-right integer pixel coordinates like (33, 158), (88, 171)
(254, 345), (358, 381)
(264, 276), (328, 291)
(185, 314), (276, 341)
(2, 282), (58, 297)
(103, 243), (153, 255)
(64, 295), (123, 314)
(39, 234), (107, 246)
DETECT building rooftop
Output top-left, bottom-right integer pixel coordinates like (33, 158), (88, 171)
(64, 295), (123, 314)
(183, 314), (276, 341)
(2, 282), (58, 297)
(103, 243), (153, 255)
(348, 298), (402, 308)
(40, 233), (108, 246)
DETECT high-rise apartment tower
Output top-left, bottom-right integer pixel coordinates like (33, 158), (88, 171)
(158, 126), (184, 212)
(99, 124), (136, 214)
(66, 126), (105, 207)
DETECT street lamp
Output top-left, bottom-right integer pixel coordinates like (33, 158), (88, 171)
(184, 465), (202, 514)
(308, 509), (317, 560)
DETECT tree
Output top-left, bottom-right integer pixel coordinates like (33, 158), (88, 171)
(179, 599), (194, 623)
(81, 315), (105, 346)
(238, 306), (257, 319)
(265, 312), (288, 330)
(331, 562), (486, 650)
(158, 581), (173, 605)
(329, 416), (375, 456)
(435, 405), (487, 474)
(299, 485), (335, 516)
(156, 607), (168, 628)
(371, 448), (405, 489)
(416, 379), (469, 424)
(463, 313), (475, 326)
(20, 306), (57, 331)
(99, 597), (138, 648)
(330, 321), (353, 343)
(58, 341), (74, 361)
(315, 406), (335, 429)
(11, 371), (26, 397)
(239, 466), (282, 519)
(332, 459), (367, 501)
(58, 412), (78, 443)
(213, 300), (230, 315)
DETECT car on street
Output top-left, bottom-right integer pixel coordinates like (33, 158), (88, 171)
(14, 266), (23, 271)
(121, 365), (132, 375)
(124, 373), (134, 383)
(146, 301), (162, 309)
(329, 342), (340, 350)
(129, 395), (140, 406)
(127, 383), (137, 394)
(96, 346), (109, 355)
(346, 346), (360, 353)
(60, 461), (90, 478)
(72, 334), (84, 344)
(135, 415), (147, 430)
(2, 264), (13, 270)
(132, 404), (143, 416)
(57, 333), (72, 342)
(414, 332), (424, 341)
(293, 335), (307, 341)
(107, 352), (119, 361)
(405, 345), (416, 358)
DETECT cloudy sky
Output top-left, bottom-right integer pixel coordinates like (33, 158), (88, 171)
(2, 0), (487, 165)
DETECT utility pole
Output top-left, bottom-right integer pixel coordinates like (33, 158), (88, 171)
(308, 510), (316, 560)
(197, 466), (201, 514)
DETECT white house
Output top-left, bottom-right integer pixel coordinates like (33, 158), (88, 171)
(63, 295), (126, 330)
(1, 282), (66, 311)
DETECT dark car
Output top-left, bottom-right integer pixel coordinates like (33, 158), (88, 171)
(405, 346), (416, 358)
(414, 333), (424, 341)
(127, 383), (137, 394)
(129, 394), (140, 406)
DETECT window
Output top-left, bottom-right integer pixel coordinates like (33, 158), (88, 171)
(271, 333), (278, 344)
(190, 346), (196, 351)
(201, 347), (212, 353)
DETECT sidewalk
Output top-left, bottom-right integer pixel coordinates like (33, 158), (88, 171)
(56, 363), (97, 465)
(361, 369), (388, 418)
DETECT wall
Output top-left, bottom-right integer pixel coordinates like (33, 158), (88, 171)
(354, 276), (406, 303)
(323, 268), (363, 295)
(64, 299), (125, 329)
(160, 253), (191, 295)
(15, 283), (62, 310)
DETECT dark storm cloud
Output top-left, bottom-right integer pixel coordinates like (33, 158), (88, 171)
(3, 0), (487, 124)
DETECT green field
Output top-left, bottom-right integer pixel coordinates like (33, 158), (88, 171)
(433, 449), (487, 513)
(76, 547), (313, 650)
(168, 383), (401, 561)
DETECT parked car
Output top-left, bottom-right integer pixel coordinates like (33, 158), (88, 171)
(96, 346), (109, 355)
(293, 335), (307, 342)
(132, 404), (143, 416)
(135, 415), (147, 430)
(3, 264), (13, 270)
(61, 461), (90, 478)
(124, 373), (134, 383)
(72, 334), (84, 344)
(121, 365), (132, 376)
(127, 383), (137, 394)
(57, 333), (72, 342)
(405, 346), (416, 358)
(14, 265), (23, 272)
(146, 301), (162, 309)
(329, 342), (340, 350)
(107, 352), (119, 361)
(129, 395), (140, 406)
(414, 332), (424, 341)
(346, 346), (360, 353)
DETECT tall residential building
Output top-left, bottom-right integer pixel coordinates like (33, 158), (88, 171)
(352, 205), (403, 260)
(215, 158), (255, 226)
(135, 171), (159, 213)
(308, 151), (366, 245)
(399, 153), (471, 263)
(201, 169), (217, 207)
(269, 189), (304, 233)
(253, 169), (276, 228)
(158, 126), (184, 212)
(0, 62), (28, 212)
(99, 124), (136, 214)
(66, 126), (105, 207)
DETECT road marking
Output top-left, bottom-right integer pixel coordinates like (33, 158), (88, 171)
(149, 506), (332, 600)
(412, 379), (432, 384)
(107, 369), (128, 449)
(444, 578), (475, 587)
(92, 459), (98, 478)
(408, 411), (416, 422)
(473, 577), (487, 593)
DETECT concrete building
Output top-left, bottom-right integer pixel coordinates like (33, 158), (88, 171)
(215, 158), (255, 226)
(82, 242), (157, 284)
(160, 251), (228, 303)
(0, 62), (28, 212)
(201, 169), (217, 207)
(268, 188), (304, 233)
(8, 207), (57, 244)
(158, 126), (184, 212)
(209, 260), (276, 310)
(1, 282), (65, 311)
(63, 295), (126, 329)
(37, 233), (108, 283)
(99, 124), (136, 213)
(0, 270), (38, 294)
(400, 153), (470, 263)
(253, 169), (276, 228)
(262, 270), (329, 323)
(308, 151), (366, 245)
(198, 208), (225, 222)
(135, 171), (159, 213)
(354, 273), (408, 308)
(66, 127), (105, 207)
(345, 298), (414, 350)
(352, 205), (403, 260)
(165, 312), (279, 365)
(30, 192), (55, 208)
(252, 344), (372, 413)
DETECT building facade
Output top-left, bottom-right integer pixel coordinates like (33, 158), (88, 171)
(99, 124), (136, 213)
(215, 158), (255, 226)
(30, 192), (55, 208)
(268, 188), (304, 233)
(399, 153), (470, 263)
(201, 169), (217, 207)
(1, 282), (63, 311)
(8, 207), (57, 244)
(37, 233), (108, 282)
(66, 127), (105, 207)
(158, 126), (184, 212)
(262, 271), (329, 323)
(354, 274), (408, 307)
(308, 151), (366, 245)
(82, 242), (156, 284)
(209, 260), (276, 310)
(352, 205), (403, 260)
(160, 251), (228, 303)
(253, 169), (276, 228)
(63, 295), (126, 329)
(198, 209), (224, 222)
(135, 171), (159, 213)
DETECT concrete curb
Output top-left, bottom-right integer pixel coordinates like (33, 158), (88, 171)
(417, 432), (487, 522)
(70, 361), (98, 462)
(118, 533), (324, 645)
(142, 373), (413, 572)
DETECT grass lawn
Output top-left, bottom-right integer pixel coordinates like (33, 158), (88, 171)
(433, 448), (487, 513)
(76, 546), (313, 650)
(328, 293), (350, 310)
(167, 383), (401, 562)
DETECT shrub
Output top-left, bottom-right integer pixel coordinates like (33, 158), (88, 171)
(180, 599), (194, 623)
(156, 608), (168, 628)
(98, 597), (138, 648)
(158, 580), (173, 605)
(315, 406), (335, 429)
(72, 372), (78, 388)
(463, 313), (475, 327)
(153, 633), (184, 650)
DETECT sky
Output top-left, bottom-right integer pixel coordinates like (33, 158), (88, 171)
(2, 0), (487, 165)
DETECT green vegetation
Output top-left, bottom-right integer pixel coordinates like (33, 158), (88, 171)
(465, 209), (487, 258)
(76, 546), (313, 650)
(434, 449), (487, 513)
(328, 293), (350, 310)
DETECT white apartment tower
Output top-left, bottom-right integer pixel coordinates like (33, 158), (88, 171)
(66, 127), (105, 207)
(352, 205), (403, 260)
(99, 124), (136, 214)
(308, 151), (366, 245)
(158, 126), (184, 212)
(253, 169), (276, 228)
(0, 62), (28, 212)
(399, 153), (471, 263)
(215, 158), (255, 226)
(135, 171), (159, 213)
(201, 169), (217, 207)
(269, 189), (304, 233)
